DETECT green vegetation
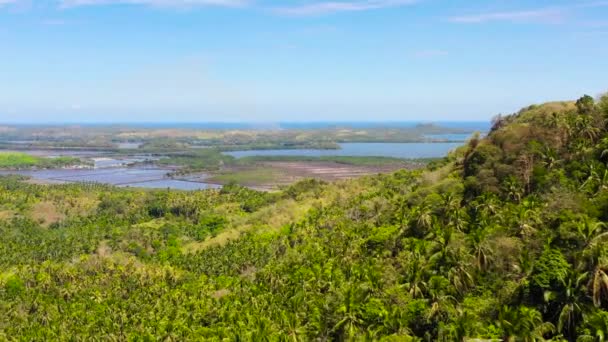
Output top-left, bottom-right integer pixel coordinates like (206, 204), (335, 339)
(0, 152), (38, 167)
(0, 152), (81, 169)
(157, 149), (235, 174)
(208, 167), (286, 186)
(139, 139), (191, 151)
(3, 93), (608, 340)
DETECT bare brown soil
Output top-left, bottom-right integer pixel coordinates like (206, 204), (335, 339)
(30, 201), (65, 227)
(198, 161), (417, 191)
(261, 161), (403, 182)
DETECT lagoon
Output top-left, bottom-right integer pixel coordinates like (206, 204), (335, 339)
(224, 142), (462, 159)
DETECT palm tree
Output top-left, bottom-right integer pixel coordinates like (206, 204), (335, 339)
(513, 200), (541, 238)
(435, 192), (469, 233)
(543, 272), (589, 339)
(437, 309), (482, 342)
(447, 262), (474, 297)
(408, 204), (434, 238)
(577, 311), (608, 342)
(405, 272), (427, 299)
(474, 193), (500, 216)
(548, 111), (567, 147)
(428, 225), (456, 271)
(590, 266), (608, 308)
(539, 145), (560, 170)
(580, 163), (603, 193)
(498, 305), (554, 342)
(504, 176), (523, 203)
(466, 227), (492, 272)
(333, 285), (367, 339)
(597, 137), (608, 162)
(575, 218), (608, 250)
(402, 240), (430, 299)
(280, 311), (306, 342)
(583, 124), (602, 143)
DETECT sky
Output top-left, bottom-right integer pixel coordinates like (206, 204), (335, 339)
(0, 0), (607, 123)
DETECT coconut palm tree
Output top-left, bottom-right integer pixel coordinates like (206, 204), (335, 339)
(437, 309), (482, 342)
(408, 204), (434, 238)
(575, 217), (608, 250)
(498, 305), (554, 342)
(467, 227), (492, 272)
(577, 311), (608, 342)
(543, 272), (590, 339)
(333, 284), (367, 339)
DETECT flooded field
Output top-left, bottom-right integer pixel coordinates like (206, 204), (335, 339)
(0, 166), (218, 190)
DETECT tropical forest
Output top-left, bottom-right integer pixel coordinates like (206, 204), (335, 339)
(0, 94), (607, 340)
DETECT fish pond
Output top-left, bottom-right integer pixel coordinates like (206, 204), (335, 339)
(0, 166), (220, 191)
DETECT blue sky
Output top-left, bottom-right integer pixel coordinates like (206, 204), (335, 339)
(0, 0), (607, 123)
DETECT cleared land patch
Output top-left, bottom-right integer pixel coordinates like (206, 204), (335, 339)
(203, 160), (422, 190)
(30, 201), (65, 227)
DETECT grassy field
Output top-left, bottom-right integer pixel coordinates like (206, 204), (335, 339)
(207, 167), (286, 186)
(0, 152), (81, 169)
(0, 152), (38, 167)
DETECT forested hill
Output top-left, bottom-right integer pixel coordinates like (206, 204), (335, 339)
(2, 94), (608, 340)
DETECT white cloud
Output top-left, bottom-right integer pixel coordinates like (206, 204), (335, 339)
(449, 1), (608, 24)
(273, 0), (418, 16)
(448, 8), (564, 24)
(59, 0), (250, 9)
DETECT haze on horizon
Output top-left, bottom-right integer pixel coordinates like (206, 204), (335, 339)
(0, 0), (607, 123)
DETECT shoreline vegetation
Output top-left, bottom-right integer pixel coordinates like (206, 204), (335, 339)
(0, 123), (476, 152)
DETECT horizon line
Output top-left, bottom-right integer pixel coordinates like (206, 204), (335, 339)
(0, 120), (491, 125)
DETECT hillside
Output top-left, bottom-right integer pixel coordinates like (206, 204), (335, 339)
(1, 94), (608, 340)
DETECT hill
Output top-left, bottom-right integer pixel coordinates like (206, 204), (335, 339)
(1, 93), (608, 340)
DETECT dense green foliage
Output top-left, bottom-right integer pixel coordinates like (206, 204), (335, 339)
(2, 94), (608, 340)
(157, 149), (236, 174)
(0, 152), (81, 169)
